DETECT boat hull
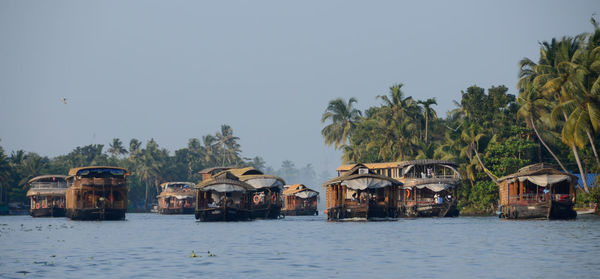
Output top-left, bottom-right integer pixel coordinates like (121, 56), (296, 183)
(66, 208), (126, 220)
(195, 207), (252, 222)
(500, 201), (576, 220)
(326, 206), (397, 221)
(30, 207), (66, 217)
(282, 209), (318, 216)
(250, 204), (282, 219)
(158, 207), (195, 215)
(399, 202), (459, 218)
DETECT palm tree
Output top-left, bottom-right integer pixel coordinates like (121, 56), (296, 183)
(129, 139), (142, 163)
(321, 97), (362, 149)
(517, 68), (568, 172)
(215, 125), (240, 166)
(202, 135), (218, 166)
(108, 138), (128, 157)
(418, 98), (438, 143)
(460, 124), (498, 185)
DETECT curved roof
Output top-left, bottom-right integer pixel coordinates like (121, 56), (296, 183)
(336, 162), (399, 172)
(27, 175), (67, 184)
(26, 188), (66, 197)
(497, 164), (577, 182)
(160, 182), (195, 188)
(228, 167), (265, 176)
(195, 171), (255, 192)
(324, 164), (402, 188)
(283, 184), (318, 196)
(68, 166), (128, 176)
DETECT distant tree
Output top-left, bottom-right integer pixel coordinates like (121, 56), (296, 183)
(321, 97), (362, 149)
(108, 138), (128, 157)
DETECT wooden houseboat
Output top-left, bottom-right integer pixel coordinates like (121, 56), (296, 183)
(324, 164), (401, 221)
(156, 182), (196, 214)
(282, 184), (319, 216)
(497, 163), (577, 219)
(26, 175), (68, 217)
(228, 167), (285, 219)
(195, 171), (255, 222)
(396, 160), (461, 217)
(65, 166), (128, 220)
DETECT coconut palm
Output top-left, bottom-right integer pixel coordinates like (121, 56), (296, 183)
(108, 138), (128, 157)
(215, 124), (241, 166)
(321, 97), (362, 149)
(418, 98), (438, 143)
(517, 70), (568, 172)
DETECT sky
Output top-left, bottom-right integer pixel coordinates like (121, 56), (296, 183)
(0, 0), (598, 175)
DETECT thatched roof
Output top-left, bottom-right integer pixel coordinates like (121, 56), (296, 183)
(324, 164), (402, 188)
(283, 184), (319, 196)
(26, 188), (66, 197)
(195, 171), (255, 192)
(27, 175), (67, 184)
(198, 166), (237, 174)
(160, 182), (195, 188)
(497, 163), (576, 183)
(227, 167), (264, 176)
(68, 166), (128, 176)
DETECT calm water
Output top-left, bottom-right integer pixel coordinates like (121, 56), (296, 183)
(1, 213), (599, 279)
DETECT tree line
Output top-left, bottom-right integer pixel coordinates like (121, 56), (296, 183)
(0, 125), (319, 211)
(321, 18), (600, 214)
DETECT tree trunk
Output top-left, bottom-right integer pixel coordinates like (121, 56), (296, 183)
(425, 113), (429, 144)
(473, 148), (499, 185)
(585, 128), (600, 165)
(530, 117), (568, 172)
(563, 111), (590, 193)
(144, 179), (149, 211)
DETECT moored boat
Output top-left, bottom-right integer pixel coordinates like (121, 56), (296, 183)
(396, 160), (460, 217)
(228, 167), (285, 219)
(497, 163), (577, 220)
(65, 166), (129, 220)
(324, 164), (401, 221)
(282, 184), (319, 216)
(195, 171), (254, 222)
(156, 182), (195, 214)
(26, 175), (68, 217)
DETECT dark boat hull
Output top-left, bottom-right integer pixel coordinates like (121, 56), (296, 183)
(158, 207), (195, 215)
(282, 209), (318, 216)
(500, 201), (576, 220)
(399, 202), (459, 218)
(66, 208), (126, 220)
(326, 206), (397, 221)
(195, 207), (252, 222)
(250, 204), (282, 219)
(30, 207), (66, 217)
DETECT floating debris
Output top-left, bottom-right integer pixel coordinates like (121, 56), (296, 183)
(207, 251), (216, 257)
(190, 251), (201, 258)
(16, 270), (30, 275)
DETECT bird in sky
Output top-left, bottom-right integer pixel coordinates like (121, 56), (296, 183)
(61, 97), (67, 104)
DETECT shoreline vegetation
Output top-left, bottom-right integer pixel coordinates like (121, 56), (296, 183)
(320, 18), (600, 215)
(2, 18), (600, 216)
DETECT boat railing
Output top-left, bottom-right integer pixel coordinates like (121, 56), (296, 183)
(30, 182), (67, 189)
(403, 174), (460, 179)
(509, 193), (572, 203)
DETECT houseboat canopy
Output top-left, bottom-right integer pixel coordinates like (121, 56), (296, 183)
(160, 182), (195, 191)
(228, 167), (285, 189)
(399, 160), (460, 176)
(325, 164), (402, 189)
(283, 184), (319, 198)
(336, 162), (400, 172)
(497, 164), (576, 187)
(27, 175), (68, 184)
(196, 171), (254, 193)
(68, 166), (128, 177)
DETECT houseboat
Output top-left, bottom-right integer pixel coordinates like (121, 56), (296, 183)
(195, 171), (255, 222)
(497, 163), (577, 219)
(26, 175), (67, 217)
(282, 184), (319, 216)
(65, 166), (128, 220)
(396, 160), (461, 217)
(324, 164), (401, 221)
(228, 167), (285, 219)
(156, 182), (196, 214)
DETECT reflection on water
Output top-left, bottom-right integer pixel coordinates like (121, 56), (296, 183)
(1, 214), (600, 278)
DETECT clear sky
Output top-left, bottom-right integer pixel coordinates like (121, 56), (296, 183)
(0, 0), (598, 174)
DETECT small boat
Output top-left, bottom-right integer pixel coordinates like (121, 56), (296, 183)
(324, 164), (402, 221)
(497, 163), (577, 220)
(281, 184), (319, 216)
(396, 160), (461, 217)
(26, 175), (68, 217)
(228, 167), (285, 219)
(65, 166), (129, 220)
(156, 182), (196, 214)
(195, 171), (254, 222)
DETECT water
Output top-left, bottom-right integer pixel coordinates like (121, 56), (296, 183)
(1, 214), (599, 278)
